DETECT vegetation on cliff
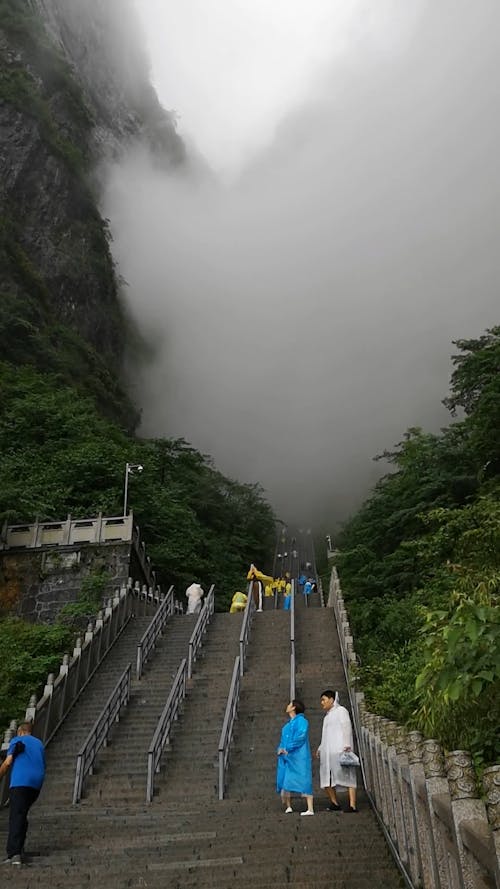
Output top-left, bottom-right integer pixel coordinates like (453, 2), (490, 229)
(0, 0), (138, 427)
(336, 327), (500, 767)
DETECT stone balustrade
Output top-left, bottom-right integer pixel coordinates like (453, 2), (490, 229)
(0, 513), (134, 549)
(0, 511), (159, 593)
(328, 566), (500, 889)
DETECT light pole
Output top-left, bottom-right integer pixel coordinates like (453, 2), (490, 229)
(123, 462), (143, 516)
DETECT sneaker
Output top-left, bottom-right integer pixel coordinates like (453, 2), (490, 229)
(300, 810), (314, 816)
(284, 806), (293, 814)
(10, 855), (22, 866)
(327, 803), (341, 811)
(345, 806), (358, 813)
(2, 858), (13, 865)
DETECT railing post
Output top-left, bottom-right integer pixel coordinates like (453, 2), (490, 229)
(422, 739), (458, 889)
(446, 750), (490, 889)
(136, 643), (143, 681)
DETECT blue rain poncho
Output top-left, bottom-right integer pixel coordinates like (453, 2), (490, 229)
(276, 713), (313, 795)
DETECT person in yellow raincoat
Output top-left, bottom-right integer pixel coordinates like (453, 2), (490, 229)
(230, 591), (247, 613)
(247, 564), (273, 612)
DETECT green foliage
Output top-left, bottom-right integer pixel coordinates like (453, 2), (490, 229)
(0, 365), (275, 607)
(58, 571), (111, 629)
(0, 618), (73, 728)
(336, 328), (500, 764)
(357, 645), (424, 725)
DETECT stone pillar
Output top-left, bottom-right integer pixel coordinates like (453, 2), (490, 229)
(63, 514), (72, 545)
(385, 721), (406, 853)
(395, 725), (421, 885)
(422, 739), (460, 889)
(483, 765), (500, 883)
(445, 750), (488, 889)
(25, 695), (37, 724)
(43, 673), (54, 698)
(369, 715), (385, 815)
(406, 731), (439, 889)
(378, 718), (396, 839)
(95, 512), (103, 542)
(360, 710), (374, 795)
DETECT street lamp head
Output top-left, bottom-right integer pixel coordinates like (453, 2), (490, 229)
(127, 463), (144, 473)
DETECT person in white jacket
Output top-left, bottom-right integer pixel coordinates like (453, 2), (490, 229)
(316, 690), (358, 812)
(185, 582), (204, 615)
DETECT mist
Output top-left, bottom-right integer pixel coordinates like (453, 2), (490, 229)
(102, 0), (500, 525)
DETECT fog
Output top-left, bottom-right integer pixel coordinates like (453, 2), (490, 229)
(103, 0), (500, 525)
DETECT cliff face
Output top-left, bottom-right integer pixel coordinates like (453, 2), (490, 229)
(0, 0), (185, 424)
(31, 0), (185, 163)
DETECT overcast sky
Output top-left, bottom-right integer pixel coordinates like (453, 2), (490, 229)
(103, 0), (500, 525)
(133, 0), (423, 176)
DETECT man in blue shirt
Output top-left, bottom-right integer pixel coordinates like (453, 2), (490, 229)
(0, 721), (45, 866)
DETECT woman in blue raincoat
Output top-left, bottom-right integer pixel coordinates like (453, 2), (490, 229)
(276, 700), (314, 815)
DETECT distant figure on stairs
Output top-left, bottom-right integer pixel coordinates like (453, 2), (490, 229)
(276, 700), (314, 816)
(0, 721), (46, 866)
(247, 563), (268, 612)
(185, 582), (204, 615)
(317, 690), (358, 813)
(283, 580), (292, 611)
(229, 591), (247, 613)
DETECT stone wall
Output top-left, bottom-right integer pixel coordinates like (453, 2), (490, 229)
(0, 542), (132, 623)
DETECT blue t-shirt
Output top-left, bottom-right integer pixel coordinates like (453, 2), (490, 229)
(7, 734), (46, 789)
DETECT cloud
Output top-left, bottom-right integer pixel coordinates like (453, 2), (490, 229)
(104, 0), (500, 524)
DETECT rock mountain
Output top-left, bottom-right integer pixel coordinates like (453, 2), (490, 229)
(0, 0), (185, 424)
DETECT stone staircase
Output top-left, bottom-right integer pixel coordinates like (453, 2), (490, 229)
(80, 613), (198, 807)
(0, 607), (404, 888)
(35, 612), (155, 810)
(150, 611), (244, 803)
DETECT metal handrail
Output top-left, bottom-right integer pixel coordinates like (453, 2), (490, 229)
(290, 579), (296, 699)
(187, 585), (215, 678)
(136, 585), (174, 679)
(146, 658), (187, 803)
(217, 656), (241, 800)
(72, 663), (131, 804)
(239, 583), (256, 677)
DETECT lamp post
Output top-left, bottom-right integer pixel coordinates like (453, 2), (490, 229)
(123, 462), (143, 516)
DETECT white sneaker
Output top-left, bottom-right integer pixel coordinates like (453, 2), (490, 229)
(300, 810), (314, 816)
(284, 806), (293, 814)
(257, 608), (263, 612)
